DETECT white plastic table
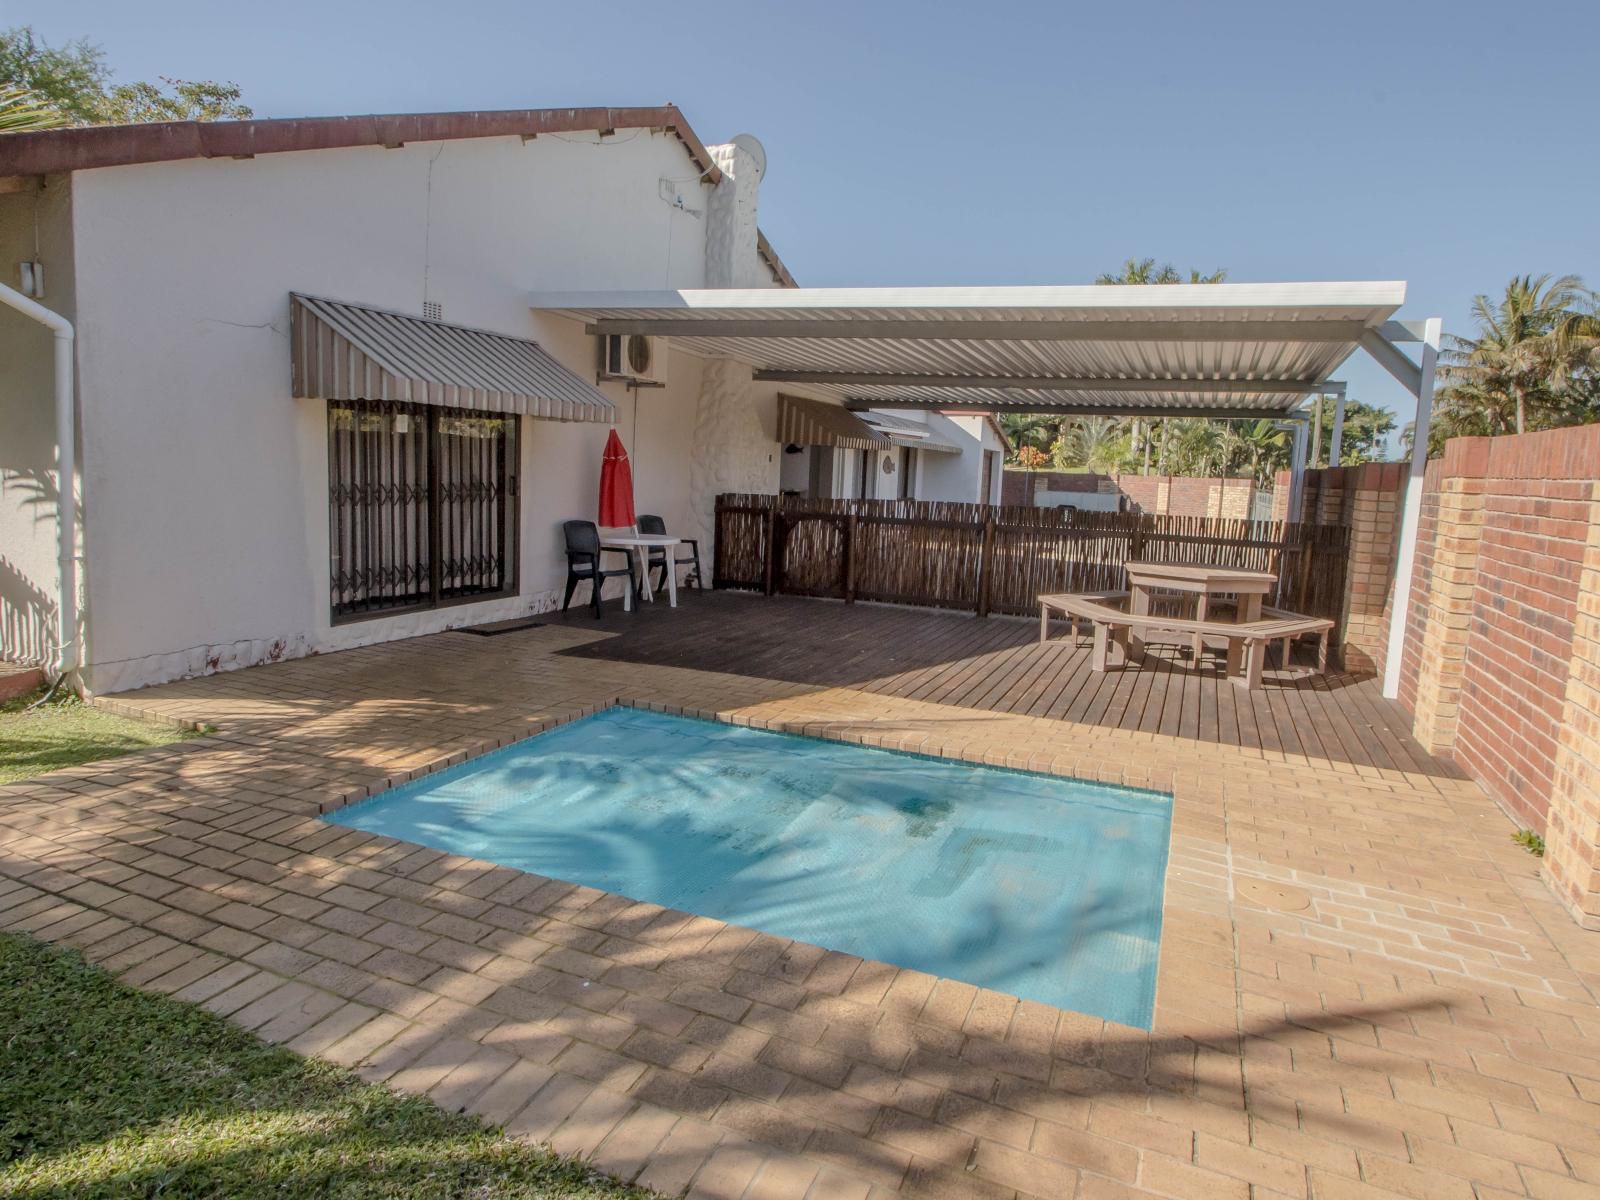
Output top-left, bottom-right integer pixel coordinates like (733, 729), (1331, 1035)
(599, 532), (686, 611)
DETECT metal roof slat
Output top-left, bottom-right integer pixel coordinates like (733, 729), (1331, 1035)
(290, 294), (614, 423)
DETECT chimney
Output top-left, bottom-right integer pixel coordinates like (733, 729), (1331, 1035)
(704, 134), (766, 288)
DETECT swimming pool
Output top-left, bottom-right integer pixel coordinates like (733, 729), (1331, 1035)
(331, 707), (1172, 1028)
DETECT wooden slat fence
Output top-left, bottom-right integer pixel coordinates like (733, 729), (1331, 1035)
(714, 494), (1352, 638)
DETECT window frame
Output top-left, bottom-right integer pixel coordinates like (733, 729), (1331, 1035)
(327, 399), (520, 625)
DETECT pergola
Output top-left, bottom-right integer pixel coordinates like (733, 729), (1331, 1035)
(531, 282), (1441, 698)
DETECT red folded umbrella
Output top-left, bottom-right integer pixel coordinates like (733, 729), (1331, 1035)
(598, 428), (636, 528)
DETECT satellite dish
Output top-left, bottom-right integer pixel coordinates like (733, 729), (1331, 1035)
(729, 133), (767, 179)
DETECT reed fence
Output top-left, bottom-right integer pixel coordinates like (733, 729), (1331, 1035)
(714, 494), (1352, 637)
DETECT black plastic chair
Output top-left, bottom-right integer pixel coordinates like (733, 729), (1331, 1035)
(637, 514), (702, 594)
(561, 520), (636, 618)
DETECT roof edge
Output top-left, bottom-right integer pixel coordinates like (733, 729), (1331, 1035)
(756, 230), (797, 289)
(0, 105), (721, 182)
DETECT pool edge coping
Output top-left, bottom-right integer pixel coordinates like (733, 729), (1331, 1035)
(311, 695), (1176, 1033)
(311, 696), (1182, 821)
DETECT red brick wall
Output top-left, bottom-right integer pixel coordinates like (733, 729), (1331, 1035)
(1442, 435), (1594, 829)
(1114, 474), (1255, 518)
(1395, 426), (1600, 837)
(1007, 470), (1262, 518)
(999, 470), (1108, 506)
(1272, 464), (1406, 672)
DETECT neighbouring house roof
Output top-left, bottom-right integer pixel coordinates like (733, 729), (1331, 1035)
(531, 282), (1408, 416)
(0, 105), (797, 289)
(291, 293), (616, 423)
(857, 410), (961, 454)
(934, 409), (1014, 452)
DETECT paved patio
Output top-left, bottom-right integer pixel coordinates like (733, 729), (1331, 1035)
(3, 593), (1598, 1200)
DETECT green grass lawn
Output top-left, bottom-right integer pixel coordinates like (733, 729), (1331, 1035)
(0, 934), (655, 1199)
(0, 688), (201, 785)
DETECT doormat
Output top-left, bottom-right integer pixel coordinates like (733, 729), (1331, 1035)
(457, 618), (548, 636)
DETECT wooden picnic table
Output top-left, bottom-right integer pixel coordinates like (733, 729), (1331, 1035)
(1124, 560), (1278, 661)
(1037, 590), (1334, 690)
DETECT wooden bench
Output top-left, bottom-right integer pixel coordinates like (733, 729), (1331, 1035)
(1038, 591), (1335, 690)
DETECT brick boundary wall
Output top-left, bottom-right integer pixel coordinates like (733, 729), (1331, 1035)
(999, 470), (1107, 506)
(1004, 470), (1256, 518)
(1272, 464), (1406, 673)
(1278, 435), (1600, 926)
(1391, 427), (1600, 927)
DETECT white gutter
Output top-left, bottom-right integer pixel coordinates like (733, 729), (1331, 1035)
(0, 282), (77, 679)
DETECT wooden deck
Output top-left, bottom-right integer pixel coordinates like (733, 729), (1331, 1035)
(545, 590), (1458, 778)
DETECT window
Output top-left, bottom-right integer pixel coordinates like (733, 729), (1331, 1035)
(898, 446), (916, 499)
(328, 399), (518, 621)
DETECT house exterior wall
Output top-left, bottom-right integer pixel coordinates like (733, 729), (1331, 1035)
(0, 179), (77, 668)
(57, 128), (738, 692)
(915, 414), (998, 503)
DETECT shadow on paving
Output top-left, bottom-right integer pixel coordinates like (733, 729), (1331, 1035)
(0, 933), (655, 1200)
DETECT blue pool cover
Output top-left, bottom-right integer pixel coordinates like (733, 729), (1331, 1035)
(331, 707), (1172, 1028)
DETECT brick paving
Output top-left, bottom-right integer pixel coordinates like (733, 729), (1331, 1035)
(3, 599), (1599, 1199)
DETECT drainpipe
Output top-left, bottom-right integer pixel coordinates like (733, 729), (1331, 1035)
(0, 282), (77, 680)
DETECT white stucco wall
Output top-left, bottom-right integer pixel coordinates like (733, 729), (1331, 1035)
(0, 180), (76, 667)
(778, 444), (811, 493)
(59, 128), (736, 691)
(907, 412), (998, 503)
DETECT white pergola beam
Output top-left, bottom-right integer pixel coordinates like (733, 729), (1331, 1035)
(849, 400), (1291, 419)
(585, 318), (1377, 343)
(1330, 389), (1347, 467)
(1380, 316), (1442, 699)
(1360, 329), (1423, 396)
(1380, 319), (1430, 342)
(755, 370), (1326, 395)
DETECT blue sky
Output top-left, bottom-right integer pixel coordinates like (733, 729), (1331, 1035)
(24, 0), (1600, 445)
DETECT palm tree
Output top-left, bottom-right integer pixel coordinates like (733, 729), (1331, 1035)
(1162, 418), (1229, 476)
(1096, 258), (1227, 285)
(1222, 420), (1290, 486)
(997, 412), (1057, 462)
(1054, 416), (1131, 473)
(1436, 274), (1599, 436)
(0, 85), (67, 132)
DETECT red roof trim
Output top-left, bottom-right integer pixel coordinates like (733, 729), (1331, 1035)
(756, 230), (798, 289)
(0, 105), (721, 182)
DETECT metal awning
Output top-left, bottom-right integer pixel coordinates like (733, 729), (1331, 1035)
(856, 410), (962, 454)
(530, 281), (1408, 416)
(776, 394), (890, 450)
(292, 293), (616, 423)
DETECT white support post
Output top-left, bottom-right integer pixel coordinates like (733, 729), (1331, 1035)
(1329, 389), (1347, 467)
(1381, 317), (1442, 699)
(1287, 418), (1309, 521)
(1310, 394), (1324, 467)
(0, 282), (77, 681)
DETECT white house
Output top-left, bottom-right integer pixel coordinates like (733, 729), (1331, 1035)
(775, 407), (1008, 503)
(0, 106), (1006, 693)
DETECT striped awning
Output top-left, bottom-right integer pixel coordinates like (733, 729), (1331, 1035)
(291, 293), (616, 423)
(776, 394), (889, 450)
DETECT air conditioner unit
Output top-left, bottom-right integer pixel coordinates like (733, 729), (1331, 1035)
(598, 334), (669, 387)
